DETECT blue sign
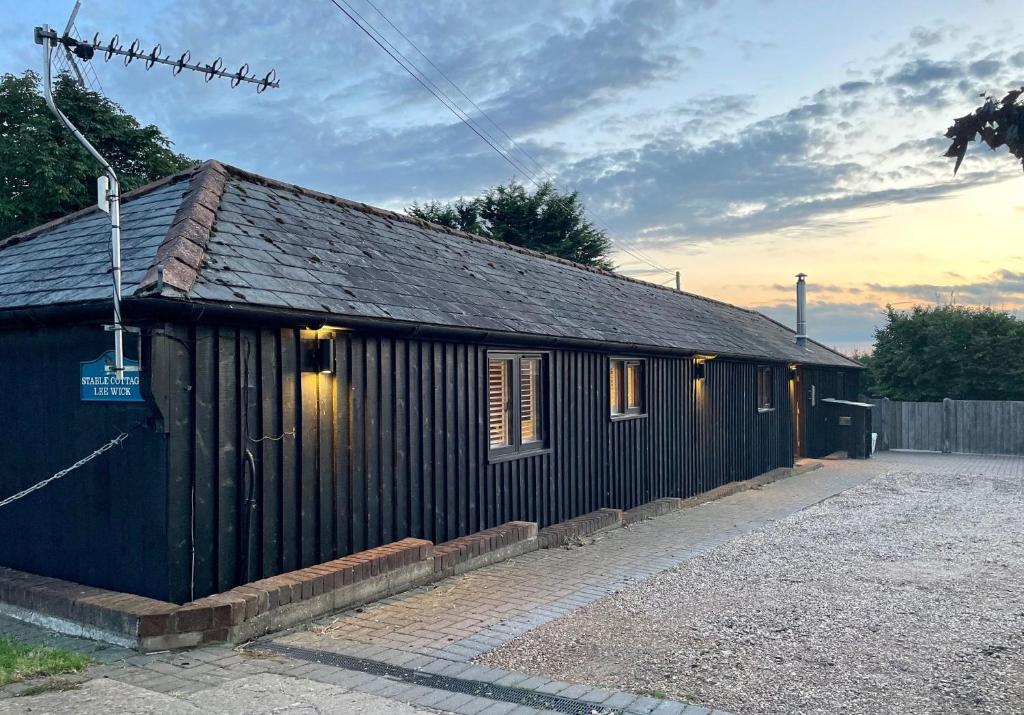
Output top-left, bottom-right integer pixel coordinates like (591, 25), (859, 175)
(80, 351), (143, 402)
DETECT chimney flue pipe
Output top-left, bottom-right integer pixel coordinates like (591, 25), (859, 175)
(795, 273), (807, 348)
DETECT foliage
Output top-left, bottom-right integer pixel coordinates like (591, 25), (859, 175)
(0, 638), (88, 686)
(865, 305), (1024, 401)
(944, 87), (1024, 173)
(850, 349), (877, 396)
(409, 180), (615, 270)
(0, 70), (193, 239)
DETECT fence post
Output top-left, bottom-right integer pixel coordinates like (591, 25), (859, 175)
(879, 397), (890, 451)
(942, 397), (954, 453)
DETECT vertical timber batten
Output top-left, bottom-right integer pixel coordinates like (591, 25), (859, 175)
(153, 323), (853, 602)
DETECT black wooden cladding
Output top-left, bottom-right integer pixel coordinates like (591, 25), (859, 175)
(798, 365), (862, 458)
(152, 325), (804, 603)
(0, 322), (859, 604)
(0, 326), (170, 600)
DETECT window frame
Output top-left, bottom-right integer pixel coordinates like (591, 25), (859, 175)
(487, 351), (550, 462)
(756, 365), (775, 412)
(487, 354), (515, 457)
(609, 357), (647, 420)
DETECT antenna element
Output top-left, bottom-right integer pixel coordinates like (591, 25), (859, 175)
(33, 6), (279, 374)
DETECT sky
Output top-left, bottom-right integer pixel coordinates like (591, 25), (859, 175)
(2, 0), (1022, 352)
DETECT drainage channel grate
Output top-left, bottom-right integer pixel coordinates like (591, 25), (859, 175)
(253, 641), (620, 714)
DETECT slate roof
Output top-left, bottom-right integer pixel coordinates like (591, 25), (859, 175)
(0, 161), (858, 367)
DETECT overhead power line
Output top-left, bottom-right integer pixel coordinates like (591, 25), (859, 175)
(358, 2), (670, 280)
(360, 0), (554, 185)
(326, 0), (677, 280)
(326, 0), (545, 189)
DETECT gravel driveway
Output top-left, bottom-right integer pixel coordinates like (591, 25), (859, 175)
(480, 455), (1024, 714)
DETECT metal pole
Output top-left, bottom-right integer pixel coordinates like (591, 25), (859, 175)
(795, 272), (807, 348)
(675, 271), (681, 292)
(38, 24), (124, 372)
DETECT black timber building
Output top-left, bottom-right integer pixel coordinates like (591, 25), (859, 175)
(0, 161), (862, 603)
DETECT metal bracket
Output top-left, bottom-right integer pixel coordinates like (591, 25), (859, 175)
(104, 325), (142, 373)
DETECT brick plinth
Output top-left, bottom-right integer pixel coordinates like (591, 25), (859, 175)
(0, 482), (772, 651)
(0, 538), (433, 652)
(537, 508), (624, 548)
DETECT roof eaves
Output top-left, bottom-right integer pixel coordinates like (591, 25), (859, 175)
(136, 160), (229, 296)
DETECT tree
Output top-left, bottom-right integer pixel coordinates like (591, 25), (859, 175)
(865, 305), (1024, 401)
(850, 348), (877, 396)
(0, 71), (193, 238)
(409, 180), (615, 271)
(944, 87), (1023, 173)
(409, 197), (485, 236)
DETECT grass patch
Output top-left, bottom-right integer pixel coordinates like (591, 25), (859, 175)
(0, 638), (89, 687)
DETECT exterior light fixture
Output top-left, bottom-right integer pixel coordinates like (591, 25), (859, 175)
(301, 335), (336, 374)
(788, 363), (798, 380)
(693, 354), (716, 381)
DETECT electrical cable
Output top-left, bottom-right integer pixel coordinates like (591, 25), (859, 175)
(327, 0), (546, 188)
(327, 0), (677, 278)
(360, 0), (554, 185)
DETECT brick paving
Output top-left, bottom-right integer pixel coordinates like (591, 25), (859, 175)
(1, 452), (991, 714)
(280, 458), (881, 663)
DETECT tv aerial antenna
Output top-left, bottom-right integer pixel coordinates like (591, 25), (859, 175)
(34, 1), (279, 374)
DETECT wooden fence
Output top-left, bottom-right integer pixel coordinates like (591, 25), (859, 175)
(868, 397), (1024, 456)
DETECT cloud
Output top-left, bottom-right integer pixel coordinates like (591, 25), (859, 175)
(768, 283), (862, 295)
(560, 101), (1004, 244)
(22, 0), (1017, 266)
(838, 80), (873, 93)
(92, 0), (723, 208)
(866, 270), (1024, 308)
(887, 59), (962, 87)
(752, 271), (1024, 351)
(480, 0), (709, 134)
(969, 59), (1002, 78)
(909, 26), (945, 48)
(756, 300), (886, 351)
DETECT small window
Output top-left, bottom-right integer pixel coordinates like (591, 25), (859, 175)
(520, 356), (542, 445)
(488, 357), (512, 449)
(757, 366), (774, 411)
(488, 352), (548, 458)
(610, 358), (645, 417)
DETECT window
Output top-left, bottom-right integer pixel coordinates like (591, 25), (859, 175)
(610, 358), (645, 417)
(757, 365), (774, 411)
(488, 352), (547, 458)
(520, 356), (542, 445)
(488, 357), (512, 449)
(836, 372), (846, 398)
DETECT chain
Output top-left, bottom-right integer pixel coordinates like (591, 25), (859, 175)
(0, 431), (133, 510)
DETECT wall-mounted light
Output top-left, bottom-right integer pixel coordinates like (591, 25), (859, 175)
(693, 354), (716, 381)
(788, 363), (798, 381)
(301, 335), (336, 374)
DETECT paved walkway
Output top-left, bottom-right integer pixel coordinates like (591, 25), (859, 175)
(1, 452), (973, 715)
